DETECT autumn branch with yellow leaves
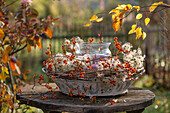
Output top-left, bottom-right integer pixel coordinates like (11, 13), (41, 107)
(84, 2), (169, 40)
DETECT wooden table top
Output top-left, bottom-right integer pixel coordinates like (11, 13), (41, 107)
(16, 83), (155, 113)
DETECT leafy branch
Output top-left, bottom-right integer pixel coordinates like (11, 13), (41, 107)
(84, 2), (169, 40)
(9, 44), (27, 56)
(0, 0), (57, 112)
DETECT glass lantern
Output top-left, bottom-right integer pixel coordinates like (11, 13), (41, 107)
(76, 42), (111, 65)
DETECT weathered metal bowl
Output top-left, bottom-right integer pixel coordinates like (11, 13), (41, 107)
(42, 68), (145, 97)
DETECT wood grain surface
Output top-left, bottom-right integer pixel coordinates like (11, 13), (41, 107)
(17, 83), (155, 113)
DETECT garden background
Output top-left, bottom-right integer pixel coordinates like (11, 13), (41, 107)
(4, 0), (170, 113)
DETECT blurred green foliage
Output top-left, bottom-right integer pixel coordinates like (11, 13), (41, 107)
(15, 103), (43, 113)
(134, 75), (170, 113)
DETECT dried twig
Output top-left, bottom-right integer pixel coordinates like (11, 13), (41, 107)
(2, 0), (20, 9)
(9, 44), (27, 56)
(7, 62), (15, 113)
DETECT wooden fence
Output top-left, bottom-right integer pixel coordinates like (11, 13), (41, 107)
(17, 11), (169, 88)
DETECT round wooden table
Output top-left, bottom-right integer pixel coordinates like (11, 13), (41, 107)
(17, 83), (155, 113)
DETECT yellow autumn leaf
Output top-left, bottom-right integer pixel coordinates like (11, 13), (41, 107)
(132, 24), (137, 31)
(3, 39), (10, 44)
(128, 30), (135, 34)
(0, 72), (8, 81)
(136, 13), (143, 19)
(36, 38), (42, 50)
(136, 27), (142, 39)
(149, 3), (158, 12)
(112, 12), (120, 21)
(119, 10), (127, 19)
(96, 17), (103, 22)
(117, 4), (126, 10)
(142, 32), (147, 40)
(83, 22), (91, 27)
(2, 49), (8, 64)
(125, 4), (132, 10)
(112, 14), (117, 21)
(13, 84), (16, 90)
(149, 2), (164, 12)
(136, 27), (142, 34)
(145, 18), (150, 26)
(46, 28), (53, 39)
(112, 19), (120, 33)
(133, 6), (140, 12)
(109, 9), (120, 14)
(0, 29), (5, 39)
(2, 66), (9, 74)
(27, 43), (31, 53)
(90, 15), (98, 21)
(128, 24), (136, 34)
